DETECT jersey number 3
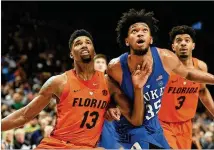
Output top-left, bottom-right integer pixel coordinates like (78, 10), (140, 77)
(80, 111), (99, 129)
(175, 96), (186, 110)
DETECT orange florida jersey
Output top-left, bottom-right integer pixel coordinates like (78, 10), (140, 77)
(158, 58), (201, 122)
(51, 69), (110, 147)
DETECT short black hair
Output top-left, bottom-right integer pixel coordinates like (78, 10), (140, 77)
(116, 8), (159, 49)
(68, 29), (94, 50)
(169, 25), (196, 43)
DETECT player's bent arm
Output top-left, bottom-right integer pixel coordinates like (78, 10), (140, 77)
(198, 61), (214, 118)
(106, 73), (144, 126)
(1, 75), (63, 131)
(162, 49), (214, 85)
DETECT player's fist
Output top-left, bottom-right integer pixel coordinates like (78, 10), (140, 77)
(104, 107), (121, 121)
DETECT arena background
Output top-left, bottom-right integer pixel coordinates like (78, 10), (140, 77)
(1, 1), (214, 149)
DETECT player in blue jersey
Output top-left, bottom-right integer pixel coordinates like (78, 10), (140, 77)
(99, 8), (214, 149)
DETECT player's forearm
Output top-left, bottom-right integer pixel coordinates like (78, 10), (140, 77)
(2, 95), (51, 131)
(131, 88), (144, 126)
(1, 107), (29, 131)
(199, 88), (214, 118)
(186, 68), (214, 85)
(193, 138), (202, 150)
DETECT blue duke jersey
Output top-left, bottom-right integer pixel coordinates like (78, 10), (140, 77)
(99, 47), (170, 149)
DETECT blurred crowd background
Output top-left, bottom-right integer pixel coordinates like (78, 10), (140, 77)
(1, 1), (214, 149)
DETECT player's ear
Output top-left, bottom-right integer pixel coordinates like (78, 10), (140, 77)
(70, 51), (73, 59)
(125, 38), (129, 46)
(171, 44), (176, 52)
(192, 43), (195, 51)
(150, 37), (153, 45)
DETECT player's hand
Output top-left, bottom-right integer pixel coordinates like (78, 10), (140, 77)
(104, 107), (121, 121)
(132, 59), (152, 89)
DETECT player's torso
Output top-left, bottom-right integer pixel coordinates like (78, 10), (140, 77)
(158, 72), (200, 122)
(118, 47), (169, 131)
(51, 70), (110, 147)
(159, 58), (201, 122)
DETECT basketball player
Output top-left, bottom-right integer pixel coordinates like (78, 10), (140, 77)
(1, 29), (150, 149)
(99, 9), (214, 149)
(158, 25), (214, 149)
(94, 54), (108, 73)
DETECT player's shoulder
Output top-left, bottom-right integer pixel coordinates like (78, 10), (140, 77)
(107, 56), (123, 84)
(108, 56), (121, 72)
(39, 73), (67, 97)
(156, 47), (174, 57)
(54, 72), (67, 82)
(194, 58), (208, 72)
(48, 72), (67, 87)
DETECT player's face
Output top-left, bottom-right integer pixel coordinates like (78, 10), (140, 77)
(126, 22), (153, 56)
(71, 36), (95, 63)
(172, 34), (195, 59)
(94, 58), (107, 72)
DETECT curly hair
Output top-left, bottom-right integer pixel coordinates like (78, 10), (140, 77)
(116, 8), (159, 49)
(68, 29), (94, 50)
(169, 25), (196, 43)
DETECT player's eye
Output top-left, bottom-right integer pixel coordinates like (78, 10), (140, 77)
(143, 28), (148, 32)
(131, 29), (137, 34)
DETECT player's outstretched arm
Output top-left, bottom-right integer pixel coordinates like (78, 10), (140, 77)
(1, 75), (62, 131)
(197, 61), (214, 118)
(162, 49), (214, 85)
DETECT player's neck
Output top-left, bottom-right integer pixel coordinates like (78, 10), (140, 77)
(74, 61), (95, 80)
(128, 48), (152, 71)
(180, 56), (193, 67)
(129, 48), (151, 63)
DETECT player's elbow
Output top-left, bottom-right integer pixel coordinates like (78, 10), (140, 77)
(130, 118), (143, 126)
(128, 112), (144, 126)
(131, 121), (143, 126)
(125, 113), (143, 126)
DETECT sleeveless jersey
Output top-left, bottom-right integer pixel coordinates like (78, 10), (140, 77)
(111, 47), (170, 148)
(158, 58), (201, 122)
(51, 70), (110, 147)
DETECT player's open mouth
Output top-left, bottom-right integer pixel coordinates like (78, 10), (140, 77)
(81, 49), (90, 55)
(136, 39), (145, 46)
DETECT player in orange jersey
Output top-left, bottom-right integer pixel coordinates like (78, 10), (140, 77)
(1, 29), (150, 149)
(158, 25), (214, 149)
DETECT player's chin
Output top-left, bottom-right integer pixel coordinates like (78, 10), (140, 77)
(81, 56), (92, 63)
(179, 54), (188, 59)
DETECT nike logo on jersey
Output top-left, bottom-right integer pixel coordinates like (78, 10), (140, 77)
(171, 79), (178, 83)
(156, 75), (163, 81)
(131, 142), (142, 150)
(73, 89), (81, 92)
